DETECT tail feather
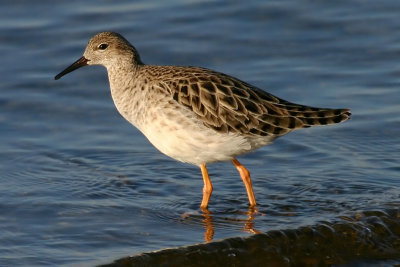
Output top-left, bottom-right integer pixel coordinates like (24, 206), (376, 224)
(254, 108), (351, 137)
(291, 108), (351, 127)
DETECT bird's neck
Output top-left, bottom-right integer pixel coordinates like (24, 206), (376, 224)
(107, 60), (139, 85)
(107, 62), (146, 129)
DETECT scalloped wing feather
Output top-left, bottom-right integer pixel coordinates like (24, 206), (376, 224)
(153, 66), (350, 137)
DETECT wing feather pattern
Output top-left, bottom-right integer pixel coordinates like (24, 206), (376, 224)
(152, 66), (351, 137)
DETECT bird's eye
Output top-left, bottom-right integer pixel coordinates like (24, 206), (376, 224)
(98, 43), (108, 50)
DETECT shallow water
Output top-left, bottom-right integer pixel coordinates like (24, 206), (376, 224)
(1, 0), (399, 266)
(103, 209), (400, 266)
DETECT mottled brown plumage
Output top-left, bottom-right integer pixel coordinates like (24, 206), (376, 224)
(55, 31), (351, 209)
(150, 65), (351, 137)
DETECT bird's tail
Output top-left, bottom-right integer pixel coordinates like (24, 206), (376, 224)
(287, 107), (351, 127)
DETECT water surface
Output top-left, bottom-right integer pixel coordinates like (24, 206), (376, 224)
(1, 0), (399, 266)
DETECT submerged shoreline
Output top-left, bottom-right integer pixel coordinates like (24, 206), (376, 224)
(101, 209), (400, 266)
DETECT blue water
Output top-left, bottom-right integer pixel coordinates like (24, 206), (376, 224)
(1, 0), (399, 266)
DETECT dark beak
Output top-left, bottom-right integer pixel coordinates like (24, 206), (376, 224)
(54, 56), (89, 80)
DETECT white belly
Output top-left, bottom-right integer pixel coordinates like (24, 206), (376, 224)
(138, 105), (273, 165)
(110, 84), (274, 165)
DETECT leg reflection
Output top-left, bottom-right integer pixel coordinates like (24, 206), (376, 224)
(200, 206), (261, 242)
(201, 208), (214, 242)
(243, 206), (261, 234)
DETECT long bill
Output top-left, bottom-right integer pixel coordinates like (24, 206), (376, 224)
(54, 56), (89, 80)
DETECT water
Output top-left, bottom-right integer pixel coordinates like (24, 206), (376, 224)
(103, 209), (400, 266)
(1, 0), (399, 266)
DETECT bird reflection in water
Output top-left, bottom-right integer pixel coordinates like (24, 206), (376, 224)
(183, 207), (260, 242)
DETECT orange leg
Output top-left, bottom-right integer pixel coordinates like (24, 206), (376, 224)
(200, 164), (213, 209)
(232, 158), (257, 207)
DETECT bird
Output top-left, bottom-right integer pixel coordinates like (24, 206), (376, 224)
(55, 32), (351, 210)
